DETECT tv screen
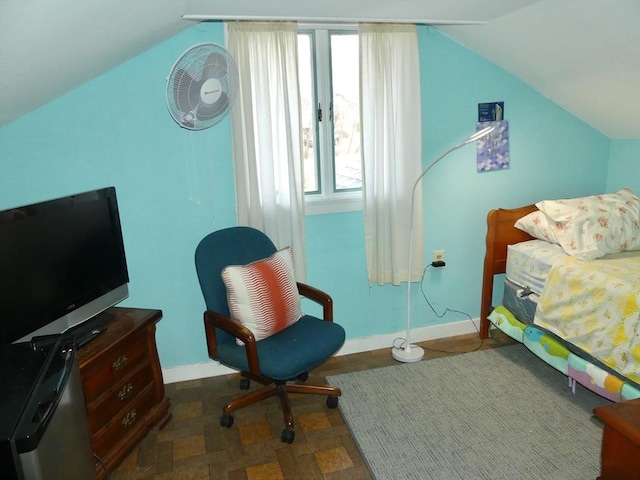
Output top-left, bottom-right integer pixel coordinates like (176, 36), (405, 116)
(0, 187), (129, 345)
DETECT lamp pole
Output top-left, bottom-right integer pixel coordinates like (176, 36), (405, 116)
(392, 124), (497, 363)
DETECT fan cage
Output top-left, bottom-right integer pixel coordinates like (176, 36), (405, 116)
(166, 42), (239, 130)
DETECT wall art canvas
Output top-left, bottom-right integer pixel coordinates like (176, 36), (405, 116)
(477, 120), (509, 172)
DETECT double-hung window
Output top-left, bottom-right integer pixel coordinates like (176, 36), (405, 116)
(297, 26), (362, 215)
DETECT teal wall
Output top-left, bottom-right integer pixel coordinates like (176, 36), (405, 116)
(606, 140), (640, 193)
(0, 23), (613, 369)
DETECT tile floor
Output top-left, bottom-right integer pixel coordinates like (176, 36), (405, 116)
(110, 331), (514, 480)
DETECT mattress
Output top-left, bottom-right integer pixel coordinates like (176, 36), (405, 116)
(503, 239), (567, 324)
(503, 278), (537, 325)
(505, 239), (567, 296)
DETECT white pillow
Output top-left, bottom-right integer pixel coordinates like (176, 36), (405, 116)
(222, 247), (302, 344)
(515, 210), (561, 245)
(517, 188), (640, 260)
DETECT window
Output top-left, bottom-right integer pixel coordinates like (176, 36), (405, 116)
(298, 26), (362, 215)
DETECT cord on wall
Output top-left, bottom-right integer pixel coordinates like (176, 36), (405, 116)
(418, 264), (483, 354)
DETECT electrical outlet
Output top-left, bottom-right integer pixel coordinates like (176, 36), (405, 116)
(433, 249), (445, 263)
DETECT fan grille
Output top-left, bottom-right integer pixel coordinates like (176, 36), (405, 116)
(166, 43), (239, 130)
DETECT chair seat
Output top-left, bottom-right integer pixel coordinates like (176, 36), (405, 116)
(217, 316), (345, 380)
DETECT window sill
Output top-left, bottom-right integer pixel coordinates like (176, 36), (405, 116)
(305, 194), (363, 215)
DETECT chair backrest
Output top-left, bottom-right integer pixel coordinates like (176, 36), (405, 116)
(195, 226), (277, 318)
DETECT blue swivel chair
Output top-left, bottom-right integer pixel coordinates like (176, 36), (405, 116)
(195, 226), (345, 443)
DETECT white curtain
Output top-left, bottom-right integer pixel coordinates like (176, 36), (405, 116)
(227, 22), (307, 282)
(360, 24), (423, 285)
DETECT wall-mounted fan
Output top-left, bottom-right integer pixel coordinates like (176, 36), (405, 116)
(166, 43), (239, 130)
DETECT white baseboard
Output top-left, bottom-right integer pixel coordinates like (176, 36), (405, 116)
(161, 317), (480, 384)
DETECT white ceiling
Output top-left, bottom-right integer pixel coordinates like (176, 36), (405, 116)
(1, 0), (638, 138)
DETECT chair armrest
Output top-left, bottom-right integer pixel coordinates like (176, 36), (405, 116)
(203, 310), (260, 373)
(297, 282), (333, 322)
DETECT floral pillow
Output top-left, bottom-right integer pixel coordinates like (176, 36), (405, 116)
(515, 188), (640, 260)
(514, 210), (560, 245)
(222, 247), (302, 345)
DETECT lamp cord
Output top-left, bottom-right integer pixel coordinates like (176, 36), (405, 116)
(393, 265), (484, 354)
(94, 453), (110, 479)
(418, 264), (484, 354)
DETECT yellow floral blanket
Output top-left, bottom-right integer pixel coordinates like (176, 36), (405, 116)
(534, 251), (640, 385)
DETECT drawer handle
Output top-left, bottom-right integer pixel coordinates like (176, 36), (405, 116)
(112, 355), (128, 371)
(118, 383), (134, 401)
(122, 410), (137, 428)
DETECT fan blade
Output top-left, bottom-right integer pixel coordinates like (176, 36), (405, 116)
(196, 92), (229, 121)
(202, 52), (228, 79)
(173, 68), (202, 112)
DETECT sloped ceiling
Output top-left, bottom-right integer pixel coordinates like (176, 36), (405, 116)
(0, 0), (638, 138)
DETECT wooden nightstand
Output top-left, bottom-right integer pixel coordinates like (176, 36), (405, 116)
(593, 398), (640, 480)
(77, 307), (171, 478)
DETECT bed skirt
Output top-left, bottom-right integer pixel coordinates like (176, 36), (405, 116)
(488, 305), (640, 402)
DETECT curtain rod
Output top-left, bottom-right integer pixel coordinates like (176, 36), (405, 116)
(182, 15), (484, 25)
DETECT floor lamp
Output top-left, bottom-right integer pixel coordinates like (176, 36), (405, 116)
(392, 124), (498, 363)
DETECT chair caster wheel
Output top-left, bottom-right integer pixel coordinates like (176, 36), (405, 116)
(327, 396), (339, 408)
(297, 372), (309, 382)
(281, 429), (295, 444)
(239, 378), (250, 390)
(220, 414), (234, 428)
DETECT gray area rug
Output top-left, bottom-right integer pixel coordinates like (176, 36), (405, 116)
(326, 345), (610, 480)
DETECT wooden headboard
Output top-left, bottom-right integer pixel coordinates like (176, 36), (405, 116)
(479, 204), (538, 339)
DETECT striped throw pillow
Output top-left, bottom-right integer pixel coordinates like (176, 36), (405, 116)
(222, 247), (302, 344)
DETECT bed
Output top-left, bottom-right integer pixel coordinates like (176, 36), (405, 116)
(479, 189), (640, 402)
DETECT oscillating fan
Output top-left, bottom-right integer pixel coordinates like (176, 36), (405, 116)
(166, 43), (239, 130)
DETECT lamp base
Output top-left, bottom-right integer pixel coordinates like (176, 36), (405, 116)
(391, 345), (425, 363)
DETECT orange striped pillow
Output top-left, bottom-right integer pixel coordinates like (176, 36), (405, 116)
(222, 247), (302, 344)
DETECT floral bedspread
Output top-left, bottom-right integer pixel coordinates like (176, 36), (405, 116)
(534, 251), (640, 385)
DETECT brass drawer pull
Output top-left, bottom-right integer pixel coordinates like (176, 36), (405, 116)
(118, 383), (134, 401)
(122, 410), (137, 428)
(112, 354), (128, 370)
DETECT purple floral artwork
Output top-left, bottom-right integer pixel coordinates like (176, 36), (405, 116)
(476, 120), (509, 172)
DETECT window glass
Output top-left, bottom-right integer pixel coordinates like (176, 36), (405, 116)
(297, 33), (320, 193)
(330, 33), (361, 192)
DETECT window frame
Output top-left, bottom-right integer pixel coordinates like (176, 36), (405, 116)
(298, 24), (363, 216)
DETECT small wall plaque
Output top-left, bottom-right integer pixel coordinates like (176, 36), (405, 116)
(478, 102), (504, 122)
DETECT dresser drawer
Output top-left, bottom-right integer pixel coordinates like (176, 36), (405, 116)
(86, 361), (154, 434)
(78, 307), (170, 477)
(91, 384), (158, 458)
(82, 331), (149, 402)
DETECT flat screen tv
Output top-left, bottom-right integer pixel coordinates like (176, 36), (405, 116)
(0, 187), (129, 345)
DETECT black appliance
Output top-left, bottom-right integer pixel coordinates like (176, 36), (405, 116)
(0, 336), (97, 480)
(0, 186), (130, 345)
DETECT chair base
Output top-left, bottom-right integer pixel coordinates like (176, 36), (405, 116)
(221, 373), (341, 443)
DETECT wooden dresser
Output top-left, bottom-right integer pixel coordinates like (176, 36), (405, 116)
(76, 307), (171, 478)
(593, 398), (640, 480)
